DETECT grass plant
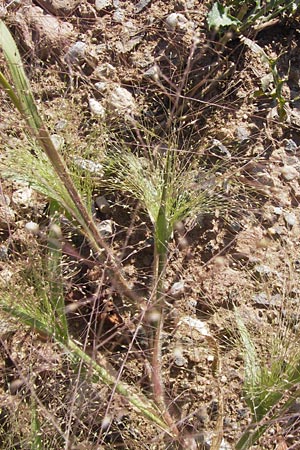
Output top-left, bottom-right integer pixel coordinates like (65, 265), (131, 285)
(100, 136), (223, 436)
(235, 310), (300, 449)
(0, 19), (170, 437)
(1, 5), (300, 448)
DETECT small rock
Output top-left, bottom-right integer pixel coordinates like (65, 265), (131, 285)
(180, 316), (210, 337)
(283, 212), (297, 227)
(93, 63), (116, 81)
(284, 139), (298, 154)
(107, 86), (136, 115)
(94, 82), (108, 92)
(0, 267), (14, 286)
(254, 264), (272, 277)
(88, 98), (106, 118)
(174, 355), (188, 367)
(25, 221), (40, 235)
(113, 8), (125, 23)
(12, 187), (34, 209)
(268, 225), (285, 236)
(55, 119), (68, 132)
(252, 292), (269, 306)
(280, 165), (299, 181)
(273, 206), (283, 215)
(169, 280), (185, 298)
(65, 41), (87, 65)
(209, 139), (231, 159)
(37, 0), (80, 16)
(73, 156), (103, 175)
(95, 0), (112, 11)
(95, 196), (110, 214)
(143, 65), (160, 82)
(0, 205), (15, 229)
(235, 126), (250, 143)
(0, 245), (8, 260)
(165, 13), (187, 31)
(97, 219), (114, 237)
(50, 134), (64, 151)
(134, 0), (151, 13)
(19, 6), (74, 59)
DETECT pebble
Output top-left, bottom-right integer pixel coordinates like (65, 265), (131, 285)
(235, 126), (250, 143)
(0, 267), (14, 286)
(0, 205), (15, 229)
(54, 119), (67, 132)
(252, 292), (269, 306)
(143, 65), (160, 82)
(50, 134), (64, 151)
(25, 221), (40, 235)
(134, 0), (151, 13)
(65, 41), (87, 65)
(283, 212), (297, 227)
(95, 196), (110, 214)
(284, 139), (298, 154)
(97, 219), (114, 237)
(268, 225), (285, 236)
(93, 63), (116, 80)
(165, 13), (187, 31)
(44, 0), (80, 15)
(209, 139), (231, 159)
(113, 8), (125, 23)
(169, 280), (185, 298)
(0, 245), (8, 261)
(88, 98), (106, 118)
(107, 86), (136, 115)
(174, 355), (188, 367)
(281, 165), (299, 181)
(180, 316), (210, 337)
(95, 0), (112, 11)
(254, 264), (272, 277)
(73, 156), (103, 175)
(94, 82), (107, 93)
(12, 187), (34, 209)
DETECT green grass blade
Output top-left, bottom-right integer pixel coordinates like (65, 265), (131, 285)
(0, 20), (42, 133)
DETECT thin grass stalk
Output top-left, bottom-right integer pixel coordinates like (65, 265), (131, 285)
(0, 20), (140, 305)
(0, 296), (170, 432)
(66, 339), (169, 431)
(151, 150), (179, 436)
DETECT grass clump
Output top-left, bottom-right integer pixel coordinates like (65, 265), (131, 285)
(236, 310), (300, 449)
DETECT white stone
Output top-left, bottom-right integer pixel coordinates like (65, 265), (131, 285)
(88, 98), (106, 117)
(97, 219), (113, 237)
(0, 205), (15, 229)
(169, 280), (185, 297)
(107, 86), (136, 115)
(95, 0), (112, 11)
(281, 165), (299, 181)
(73, 156), (103, 175)
(65, 41), (86, 65)
(180, 316), (210, 336)
(165, 13), (187, 31)
(51, 134), (64, 151)
(25, 221), (40, 235)
(12, 187), (34, 209)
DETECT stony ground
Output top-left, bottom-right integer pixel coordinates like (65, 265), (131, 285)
(1, 1), (300, 449)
